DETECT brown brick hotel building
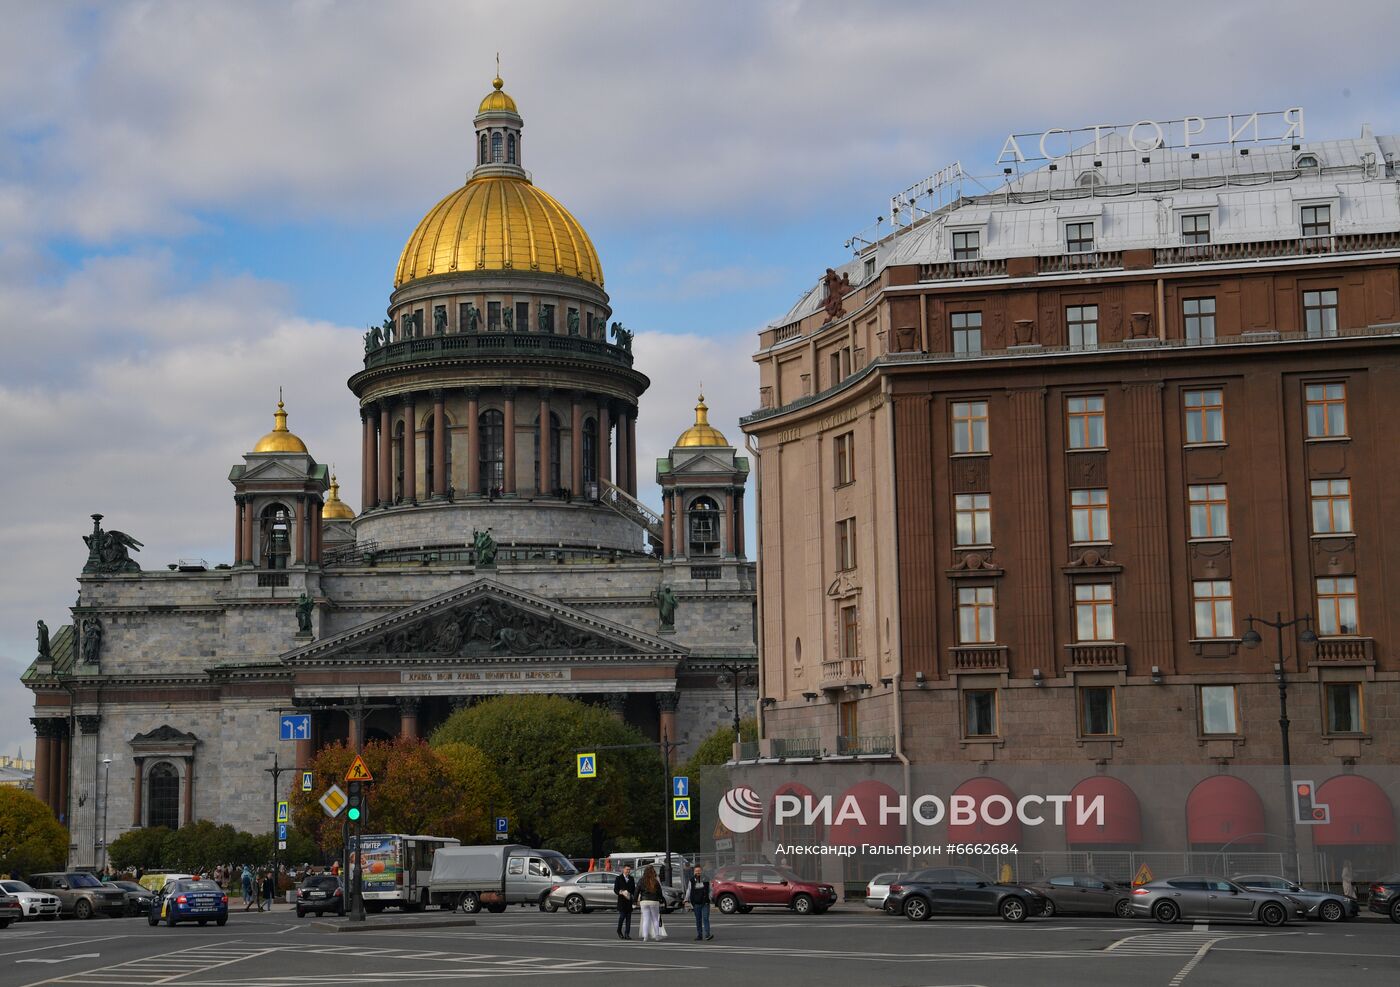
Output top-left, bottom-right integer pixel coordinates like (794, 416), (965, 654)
(736, 119), (1400, 884)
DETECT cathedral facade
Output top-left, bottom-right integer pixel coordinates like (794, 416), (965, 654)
(24, 76), (756, 865)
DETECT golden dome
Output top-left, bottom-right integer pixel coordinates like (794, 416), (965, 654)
(675, 395), (729, 447)
(478, 76), (517, 114)
(322, 472), (355, 520)
(394, 175), (603, 288)
(252, 397), (309, 454)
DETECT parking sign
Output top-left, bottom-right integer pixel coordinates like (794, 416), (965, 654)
(277, 822), (288, 841)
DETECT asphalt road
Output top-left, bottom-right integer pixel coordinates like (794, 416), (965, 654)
(1, 904), (1396, 987)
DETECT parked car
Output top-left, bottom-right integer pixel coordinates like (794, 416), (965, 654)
(27, 872), (126, 919)
(296, 875), (345, 918)
(884, 867), (1049, 923)
(864, 872), (906, 910)
(148, 878), (228, 927)
(1232, 874), (1357, 922)
(137, 872), (193, 894)
(0, 880), (61, 920)
(1366, 874), (1400, 922)
(1129, 876), (1306, 925)
(103, 880), (154, 917)
(0, 888), (22, 928)
(602, 853), (690, 887)
(545, 872), (681, 914)
(1025, 874), (1134, 918)
(710, 864), (837, 915)
(429, 844), (579, 913)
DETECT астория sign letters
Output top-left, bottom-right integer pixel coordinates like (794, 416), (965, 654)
(771, 792), (1106, 828)
(997, 108), (1305, 163)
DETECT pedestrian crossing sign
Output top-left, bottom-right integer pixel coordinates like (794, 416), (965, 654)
(301, 771), (313, 792)
(576, 753), (597, 778)
(672, 797), (691, 821)
(276, 800), (289, 824)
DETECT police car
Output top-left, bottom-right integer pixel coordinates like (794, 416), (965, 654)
(148, 879), (228, 927)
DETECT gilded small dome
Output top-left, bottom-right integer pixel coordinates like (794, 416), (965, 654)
(478, 76), (518, 115)
(675, 395), (729, 447)
(252, 397), (309, 454)
(322, 472), (355, 520)
(394, 175), (603, 288)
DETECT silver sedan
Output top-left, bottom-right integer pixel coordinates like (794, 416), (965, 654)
(1129, 876), (1306, 925)
(545, 873), (681, 914)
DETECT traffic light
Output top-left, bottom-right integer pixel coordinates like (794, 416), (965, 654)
(1293, 780), (1329, 824)
(347, 780), (363, 823)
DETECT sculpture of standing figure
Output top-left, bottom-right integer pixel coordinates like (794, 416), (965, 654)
(472, 528), (498, 567)
(567, 308), (580, 335)
(502, 307), (513, 331)
(537, 305), (552, 333)
(466, 302), (480, 332)
(36, 619), (50, 660)
(653, 584), (678, 630)
(80, 615), (103, 664)
(434, 306), (448, 335)
(610, 322), (633, 354)
(295, 592), (314, 635)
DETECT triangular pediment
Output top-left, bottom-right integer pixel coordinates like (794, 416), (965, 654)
(283, 578), (687, 664)
(239, 458), (314, 482)
(671, 451), (737, 474)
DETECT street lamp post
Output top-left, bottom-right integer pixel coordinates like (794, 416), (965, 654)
(264, 751), (290, 909)
(1241, 611), (1317, 881)
(716, 663), (754, 747)
(99, 757), (112, 876)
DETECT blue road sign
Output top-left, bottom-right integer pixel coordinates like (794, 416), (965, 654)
(280, 714), (311, 741)
(276, 800), (289, 824)
(277, 823), (288, 841)
(672, 797), (691, 821)
(301, 771), (314, 792)
(576, 753), (596, 778)
(495, 816), (509, 834)
(673, 776), (689, 798)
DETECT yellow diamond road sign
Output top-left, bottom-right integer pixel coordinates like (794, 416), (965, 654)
(319, 784), (347, 818)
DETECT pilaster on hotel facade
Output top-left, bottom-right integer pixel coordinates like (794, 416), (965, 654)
(740, 116), (1400, 880)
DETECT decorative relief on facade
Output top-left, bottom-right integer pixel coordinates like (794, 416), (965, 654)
(353, 599), (617, 658)
(1066, 547), (1119, 569)
(951, 456), (990, 492)
(1184, 446), (1226, 481)
(1188, 540), (1232, 579)
(1306, 442), (1349, 477)
(1065, 452), (1107, 488)
(1312, 537), (1356, 575)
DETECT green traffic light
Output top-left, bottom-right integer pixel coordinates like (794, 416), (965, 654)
(347, 807), (361, 821)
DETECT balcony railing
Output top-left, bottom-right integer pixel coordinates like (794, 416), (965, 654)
(736, 740), (760, 761)
(836, 735), (895, 757)
(949, 645), (1009, 672)
(362, 331), (634, 370)
(771, 736), (821, 759)
(1064, 642), (1127, 668)
(820, 658), (866, 688)
(1038, 250), (1124, 275)
(1312, 636), (1375, 666)
(918, 257), (1009, 280)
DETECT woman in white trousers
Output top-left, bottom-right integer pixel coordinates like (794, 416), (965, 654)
(637, 865), (665, 941)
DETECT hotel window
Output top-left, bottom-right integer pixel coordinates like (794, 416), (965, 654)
(1303, 289), (1339, 338)
(957, 586), (997, 644)
(952, 229), (981, 261)
(1324, 682), (1364, 734)
(839, 699), (859, 739)
(951, 400), (989, 454)
(1187, 484), (1230, 539)
(954, 492), (992, 546)
(1301, 204), (1332, 238)
(1066, 221), (1095, 254)
(836, 517), (857, 571)
(487, 301), (502, 331)
(833, 432), (855, 486)
(1070, 488), (1111, 543)
(1183, 297), (1216, 343)
(840, 604), (859, 658)
(1304, 382), (1348, 438)
(1079, 686), (1116, 736)
(1192, 580), (1235, 638)
(1199, 685), (1239, 735)
(863, 256), (876, 281)
(1066, 395), (1106, 449)
(1066, 304), (1098, 349)
(1183, 389), (1225, 444)
(1181, 213), (1211, 245)
(1074, 583), (1116, 641)
(1316, 577), (1359, 636)
(963, 689), (998, 738)
(1310, 479), (1353, 534)
(951, 311), (982, 354)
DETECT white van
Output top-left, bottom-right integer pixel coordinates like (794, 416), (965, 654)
(604, 852), (689, 886)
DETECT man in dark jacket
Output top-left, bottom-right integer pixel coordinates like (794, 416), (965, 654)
(683, 864), (714, 940)
(613, 864), (636, 940)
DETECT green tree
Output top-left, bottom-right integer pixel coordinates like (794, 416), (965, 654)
(435, 742), (512, 844)
(431, 695), (664, 857)
(0, 787), (68, 878)
(160, 820), (249, 871)
(108, 826), (171, 872)
(685, 717), (757, 771)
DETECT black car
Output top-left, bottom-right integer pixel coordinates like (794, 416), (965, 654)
(104, 880), (154, 917)
(296, 875), (345, 918)
(1025, 873), (1134, 917)
(884, 867), (1049, 922)
(1368, 874), (1400, 922)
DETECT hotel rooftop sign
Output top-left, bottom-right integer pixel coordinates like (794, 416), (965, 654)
(997, 107), (1306, 164)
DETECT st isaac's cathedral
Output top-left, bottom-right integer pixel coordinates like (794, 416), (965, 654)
(23, 76), (756, 863)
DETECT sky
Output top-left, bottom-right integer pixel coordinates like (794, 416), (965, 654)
(3, 0), (1400, 762)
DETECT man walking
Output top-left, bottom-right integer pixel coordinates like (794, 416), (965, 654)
(613, 863), (636, 940)
(261, 870), (276, 912)
(683, 864), (714, 941)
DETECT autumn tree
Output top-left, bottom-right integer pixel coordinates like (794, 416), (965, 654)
(0, 787), (68, 877)
(431, 695), (665, 857)
(108, 826), (171, 872)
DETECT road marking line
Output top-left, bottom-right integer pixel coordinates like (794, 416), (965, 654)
(0, 938), (125, 959)
(1192, 922), (1209, 931)
(1169, 937), (1223, 986)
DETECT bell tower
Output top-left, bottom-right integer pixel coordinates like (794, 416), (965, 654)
(658, 395), (749, 566)
(230, 396), (329, 568)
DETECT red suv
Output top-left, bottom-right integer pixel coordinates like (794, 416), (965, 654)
(711, 864), (836, 915)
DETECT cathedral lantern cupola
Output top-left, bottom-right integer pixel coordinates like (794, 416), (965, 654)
(473, 74), (526, 180)
(230, 395), (329, 569)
